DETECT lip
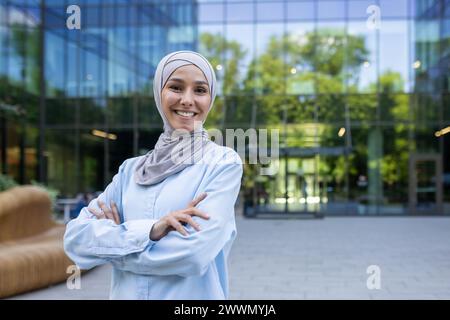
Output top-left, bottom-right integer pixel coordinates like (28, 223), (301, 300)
(173, 109), (198, 119)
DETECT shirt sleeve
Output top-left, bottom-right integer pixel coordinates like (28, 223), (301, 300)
(111, 150), (243, 277)
(63, 160), (158, 270)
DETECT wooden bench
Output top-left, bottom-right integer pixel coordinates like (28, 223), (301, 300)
(0, 186), (74, 298)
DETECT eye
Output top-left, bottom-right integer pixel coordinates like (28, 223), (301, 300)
(168, 83), (182, 92)
(195, 87), (208, 94)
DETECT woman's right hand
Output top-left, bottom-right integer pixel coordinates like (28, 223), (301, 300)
(149, 193), (210, 241)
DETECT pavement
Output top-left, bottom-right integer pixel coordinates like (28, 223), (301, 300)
(9, 216), (450, 300)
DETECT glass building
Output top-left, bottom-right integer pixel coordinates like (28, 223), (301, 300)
(0, 0), (449, 216)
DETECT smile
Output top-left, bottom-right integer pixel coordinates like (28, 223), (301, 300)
(174, 110), (196, 118)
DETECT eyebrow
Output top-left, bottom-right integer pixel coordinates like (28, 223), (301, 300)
(168, 78), (209, 86)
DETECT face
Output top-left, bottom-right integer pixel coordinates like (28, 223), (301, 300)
(161, 64), (211, 132)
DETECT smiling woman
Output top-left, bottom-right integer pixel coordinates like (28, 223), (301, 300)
(63, 51), (243, 300)
(162, 65), (212, 132)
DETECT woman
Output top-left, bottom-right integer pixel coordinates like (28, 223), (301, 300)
(64, 51), (243, 300)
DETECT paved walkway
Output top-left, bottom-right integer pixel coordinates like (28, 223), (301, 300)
(10, 216), (450, 300)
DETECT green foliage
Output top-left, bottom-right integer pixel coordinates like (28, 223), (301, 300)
(0, 174), (60, 207)
(199, 32), (247, 95)
(0, 174), (19, 192)
(200, 27), (411, 204)
(10, 23), (41, 95)
(30, 180), (60, 207)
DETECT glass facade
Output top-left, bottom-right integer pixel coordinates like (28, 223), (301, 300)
(0, 0), (449, 216)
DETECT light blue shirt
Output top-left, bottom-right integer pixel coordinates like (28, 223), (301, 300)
(63, 144), (243, 300)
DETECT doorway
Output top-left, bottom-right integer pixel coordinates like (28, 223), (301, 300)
(409, 154), (443, 215)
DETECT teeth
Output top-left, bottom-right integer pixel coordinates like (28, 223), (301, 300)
(175, 110), (195, 117)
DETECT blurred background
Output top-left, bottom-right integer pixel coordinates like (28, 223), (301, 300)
(0, 0), (449, 219)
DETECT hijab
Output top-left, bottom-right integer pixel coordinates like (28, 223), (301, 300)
(134, 51), (217, 186)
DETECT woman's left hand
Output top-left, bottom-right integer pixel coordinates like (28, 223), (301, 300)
(88, 200), (121, 225)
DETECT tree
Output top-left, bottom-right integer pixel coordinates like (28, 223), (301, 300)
(199, 32), (248, 127)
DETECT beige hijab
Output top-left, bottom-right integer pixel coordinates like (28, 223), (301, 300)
(134, 51), (217, 186)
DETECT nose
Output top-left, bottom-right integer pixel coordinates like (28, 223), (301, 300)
(180, 89), (194, 107)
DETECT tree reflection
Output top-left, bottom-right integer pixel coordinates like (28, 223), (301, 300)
(199, 27), (412, 213)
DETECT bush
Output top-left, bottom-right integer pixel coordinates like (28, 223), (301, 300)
(0, 175), (60, 208)
(0, 174), (18, 192)
(31, 180), (60, 208)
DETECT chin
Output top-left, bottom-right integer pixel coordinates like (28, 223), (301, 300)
(171, 122), (194, 132)
(169, 117), (203, 132)
(179, 125), (194, 132)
